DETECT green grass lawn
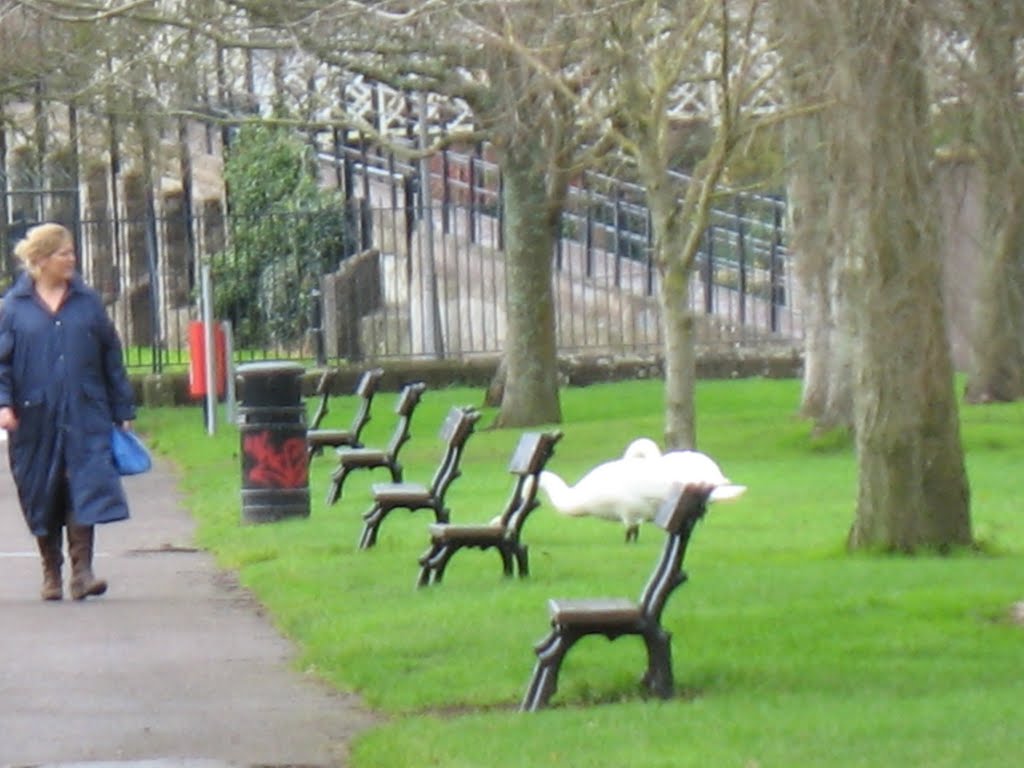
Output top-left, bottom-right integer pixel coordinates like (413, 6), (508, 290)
(137, 378), (1024, 768)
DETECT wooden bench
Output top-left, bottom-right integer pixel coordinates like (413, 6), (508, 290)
(416, 430), (563, 587)
(307, 367), (385, 460)
(325, 381), (427, 505)
(358, 406), (481, 549)
(520, 482), (714, 711)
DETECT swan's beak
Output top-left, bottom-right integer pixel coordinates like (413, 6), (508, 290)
(709, 484), (747, 502)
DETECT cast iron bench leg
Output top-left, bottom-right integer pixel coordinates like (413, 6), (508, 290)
(513, 543), (529, 577)
(641, 627), (674, 698)
(359, 503), (385, 549)
(498, 546), (515, 577)
(326, 465), (354, 506)
(521, 629), (574, 712)
(417, 541), (450, 586)
(432, 545), (457, 583)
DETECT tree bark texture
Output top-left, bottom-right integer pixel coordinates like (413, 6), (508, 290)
(643, 143), (724, 451)
(786, 116), (854, 431)
(492, 146), (562, 428)
(778, 0), (855, 431)
(832, 0), (971, 551)
(964, 6), (1024, 403)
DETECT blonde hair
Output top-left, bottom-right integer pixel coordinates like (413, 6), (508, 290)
(13, 223), (73, 279)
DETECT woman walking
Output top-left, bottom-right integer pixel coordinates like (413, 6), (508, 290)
(0, 222), (136, 601)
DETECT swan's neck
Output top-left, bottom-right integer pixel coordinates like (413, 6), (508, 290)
(538, 471), (589, 517)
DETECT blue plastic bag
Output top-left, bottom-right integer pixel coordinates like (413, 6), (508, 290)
(111, 426), (152, 475)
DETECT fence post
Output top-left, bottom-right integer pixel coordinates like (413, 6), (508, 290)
(468, 147), (478, 244)
(703, 226), (714, 315)
(309, 285), (326, 367)
(359, 198), (373, 252)
(735, 198), (747, 326)
(221, 319), (236, 426)
(201, 263), (216, 436)
(645, 208), (655, 296)
(497, 168), (505, 252)
(769, 198), (783, 333)
(68, 104), (82, 239)
(332, 124), (344, 191)
(404, 173), (417, 257)
(613, 188), (623, 286)
(359, 133), (371, 201)
(0, 122), (8, 284)
(388, 151), (398, 209)
(140, 119), (163, 374)
(583, 174), (594, 279)
(342, 135), (356, 202)
(441, 148), (451, 235)
(419, 92), (445, 359)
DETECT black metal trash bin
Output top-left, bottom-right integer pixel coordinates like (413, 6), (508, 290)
(237, 361), (310, 524)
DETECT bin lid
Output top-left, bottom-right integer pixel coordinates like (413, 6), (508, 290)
(236, 361), (306, 378)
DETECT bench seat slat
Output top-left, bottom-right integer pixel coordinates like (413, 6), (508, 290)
(427, 523), (504, 542)
(372, 484), (432, 504)
(548, 598), (641, 626)
(336, 449), (388, 466)
(308, 429), (356, 445)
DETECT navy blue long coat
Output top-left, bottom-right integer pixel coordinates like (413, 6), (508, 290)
(0, 272), (137, 535)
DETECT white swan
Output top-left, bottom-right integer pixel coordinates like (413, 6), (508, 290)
(538, 438), (746, 542)
(622, 437), (661, 460)
(657, 450), (748, 502)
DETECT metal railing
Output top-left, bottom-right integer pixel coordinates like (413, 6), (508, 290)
(3, 146), (802, 372)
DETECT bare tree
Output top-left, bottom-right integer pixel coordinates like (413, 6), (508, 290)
(18, 0), (593, 427)
(785, 0), (1024, 429)
(566, 0), (784, 448)
(191, 0), (588, 427)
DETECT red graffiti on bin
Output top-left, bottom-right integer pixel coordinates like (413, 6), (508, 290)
(243, 431), (308, 488)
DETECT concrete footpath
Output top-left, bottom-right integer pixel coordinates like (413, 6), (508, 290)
(0, 445), (377, 768)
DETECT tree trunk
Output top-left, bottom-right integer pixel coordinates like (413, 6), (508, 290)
(965, 166), (1024, 403)
(779, 0), (854, 431)
(834, 0), (971, 552)
(787, 121), (855, 432)
(964, 11), (1024, 403)
(643, 152), (721, 451)
(801, 262), (855, 432)
(658, 258), (698, 450)
(483, 354), (506, 408)
(492, 148), (562, 428)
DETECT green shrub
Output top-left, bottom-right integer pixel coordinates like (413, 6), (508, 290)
(211, 121), (347, 347)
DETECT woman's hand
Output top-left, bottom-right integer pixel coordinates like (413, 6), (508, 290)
(0, 406), (18, 431)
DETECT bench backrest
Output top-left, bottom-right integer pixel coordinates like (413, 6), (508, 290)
(637, 483), (713, 625)
(308, 367), (385, 435)
(497, 431), (564, 535)
(347, 368), (385, 438)
(426, 406), (482, 498)
(308, 370), (335, 430)
(385, 381), (428, 457)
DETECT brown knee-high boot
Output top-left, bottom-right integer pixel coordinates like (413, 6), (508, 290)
(67, 525), (107, 601)
(35, 531), (64, 601)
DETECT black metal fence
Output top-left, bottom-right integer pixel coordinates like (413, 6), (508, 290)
(2, 145), (802, 373)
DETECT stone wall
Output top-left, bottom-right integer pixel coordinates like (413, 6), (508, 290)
(321, 248), (383, 361)
(130, 350), (804, 408)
